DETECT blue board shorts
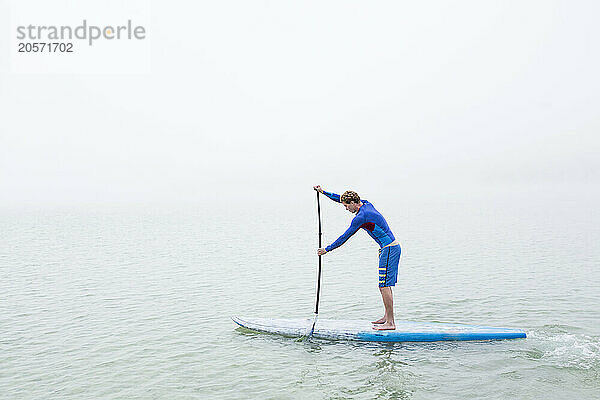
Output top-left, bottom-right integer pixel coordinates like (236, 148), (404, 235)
(378, 245), (401, 287)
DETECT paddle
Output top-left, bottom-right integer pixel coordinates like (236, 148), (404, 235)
(306, 189), (323, 339)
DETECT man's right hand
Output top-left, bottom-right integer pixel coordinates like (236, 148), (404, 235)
(313, 185), (324, 193)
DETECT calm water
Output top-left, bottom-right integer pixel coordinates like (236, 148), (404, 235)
(1, 188), (599, 399)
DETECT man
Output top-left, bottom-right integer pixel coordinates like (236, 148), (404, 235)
(314, 185), (401, 331)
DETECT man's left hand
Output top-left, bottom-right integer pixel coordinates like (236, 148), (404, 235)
(317, 248), (327, 256)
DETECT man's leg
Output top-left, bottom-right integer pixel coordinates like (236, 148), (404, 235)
(373, 245), (400, 330)
(373, 286), (395, 330)
(373, 247), (389, 324)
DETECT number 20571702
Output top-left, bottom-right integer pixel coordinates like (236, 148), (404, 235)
(18, 42), (73, 53)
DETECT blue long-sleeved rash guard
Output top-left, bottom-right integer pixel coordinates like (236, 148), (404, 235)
(323, 191), (396, 252)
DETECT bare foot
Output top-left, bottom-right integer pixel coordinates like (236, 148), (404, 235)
(371, 317), (386, 324)
(373, 322), (396, 330)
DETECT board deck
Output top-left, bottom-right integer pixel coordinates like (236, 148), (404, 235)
(232, 316), (526, 342)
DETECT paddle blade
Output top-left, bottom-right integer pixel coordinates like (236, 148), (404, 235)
(301, 314), (318, 341)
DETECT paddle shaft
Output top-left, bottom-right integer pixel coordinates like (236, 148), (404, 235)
(314, 190), (323, 315)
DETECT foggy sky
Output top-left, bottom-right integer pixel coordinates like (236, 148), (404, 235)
(1, 0), (599, 206)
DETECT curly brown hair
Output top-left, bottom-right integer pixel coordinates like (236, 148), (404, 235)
(341, 190), (361, 204)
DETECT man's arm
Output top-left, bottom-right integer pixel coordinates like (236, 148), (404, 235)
(324, 215), (364, 252)
(313, 185), (341, 203)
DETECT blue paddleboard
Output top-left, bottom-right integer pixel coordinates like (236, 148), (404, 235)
(232, 316), (526, 342)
